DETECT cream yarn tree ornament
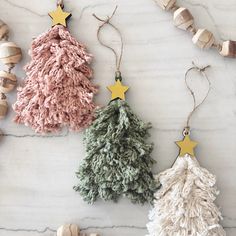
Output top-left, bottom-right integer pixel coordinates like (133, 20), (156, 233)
(146, 63), (226, 236)
(154, 0), (236, 58)
(0, 19), (22, 119)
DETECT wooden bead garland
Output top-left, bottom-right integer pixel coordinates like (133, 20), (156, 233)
(173, 7), (194, 30)
(154, 0), (236, 58)
(192, 29), (215, 49)
(154, 0), (176, 10)
(57, 224), (80, 236)
(57, 224), (100, 236)
(0, 42), (22, 65)
(0, 70), (17, 93)
(0, 19), (22, 119)
(220, 40), (236, 57)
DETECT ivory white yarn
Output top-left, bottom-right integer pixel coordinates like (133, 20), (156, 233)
(146, 154), (226, 236)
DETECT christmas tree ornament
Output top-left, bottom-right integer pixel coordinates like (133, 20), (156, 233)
(0, 19), (22, 120)
(147, 63), (226, 236)
(74, 7), (156, 204)
(154, 0), (236, 58)
(13, 0), (98, 133)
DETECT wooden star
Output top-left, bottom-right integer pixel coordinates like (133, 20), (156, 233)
(49, 6), (71, 27)
(107, 79), (129, 100)
(175, 135), (198, 157)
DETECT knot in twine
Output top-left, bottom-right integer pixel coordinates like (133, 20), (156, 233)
(191, 62), (211, 73)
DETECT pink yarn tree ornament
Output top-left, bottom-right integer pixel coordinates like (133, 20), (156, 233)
(13, 5), (98, 133)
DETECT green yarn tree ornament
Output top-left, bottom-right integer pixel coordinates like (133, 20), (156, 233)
(74, 7), (156, 204)
(74, 97), (156, 204)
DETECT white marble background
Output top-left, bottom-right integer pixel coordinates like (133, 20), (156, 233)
(0, 0), (236, 235)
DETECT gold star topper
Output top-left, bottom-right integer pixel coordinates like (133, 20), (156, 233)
(107, 79), (129, 100)
(176, 134), (198, 157)
(49, 5), (71, 27)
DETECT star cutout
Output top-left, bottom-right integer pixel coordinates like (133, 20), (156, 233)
(175, 135), (198, 157)
(49, 5), (71, 27)
(107, 79), (129, 100)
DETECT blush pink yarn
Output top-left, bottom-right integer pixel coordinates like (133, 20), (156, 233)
(13, 25), (98, 133)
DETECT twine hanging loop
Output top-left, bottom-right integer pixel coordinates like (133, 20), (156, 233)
(57, 0), (64, 8)
(184, 62), (211, 129)
(93, 6), (124, 80)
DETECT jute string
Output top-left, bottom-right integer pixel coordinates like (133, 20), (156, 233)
(183, 62), (211, 136)
(57, 0), (64, 8)
(93, 6), (124, 79)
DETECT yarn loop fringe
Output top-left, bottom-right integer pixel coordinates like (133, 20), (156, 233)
(147, 154), (226, 236)
(13, 25), (98, 133)
(74, 99), (156, 204)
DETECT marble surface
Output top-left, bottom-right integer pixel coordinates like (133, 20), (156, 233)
(0, 0), (236, 235)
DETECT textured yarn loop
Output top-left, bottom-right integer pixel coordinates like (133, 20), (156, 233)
(146, 154), (226, 236)
(74, 99), (157, 204)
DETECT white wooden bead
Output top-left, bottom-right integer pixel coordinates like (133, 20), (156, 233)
(173, 7), (194, 30)
(220, 40), (236, 57)
(0, 42), (22, 65)
(89, 234), (99, 236)
(192, 29), (215, 49)
(154, 0), (176, 10)
(0, 95), (8, 119)
(0, 70), (17, 93)
(0, 20), (9, 40)
(57, 224), (80, 236)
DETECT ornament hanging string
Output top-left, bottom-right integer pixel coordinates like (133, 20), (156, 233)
(183, 62), (211, 136)
(93, 6), (124, 80)
(57, 0), (64, 8)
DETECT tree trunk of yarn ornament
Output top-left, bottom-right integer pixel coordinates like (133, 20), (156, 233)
(13, 25), (98, 133)
(146, 154), (226, 236)
(74, 99), (157, 204)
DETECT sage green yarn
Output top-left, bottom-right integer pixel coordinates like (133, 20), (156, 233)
(74, 99), (156, 204)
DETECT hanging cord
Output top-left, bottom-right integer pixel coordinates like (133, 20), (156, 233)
(57, 0), (64, 8)
(183, 62), (211, 136)
(167, 62), (211, 169)
(93, 6), (124, 80)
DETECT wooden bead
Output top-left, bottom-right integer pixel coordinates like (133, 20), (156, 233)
(154, 0), (176, 10)
(0, 95), (8, 119)
(0, 42), (22, 65)
(0, 20), (9, 40)
(192, 29), (215, 49)
(220, 40), (236, 58)
(0, 71), (17, 93)
(173, 7), (194, 30)
(89, 234), (99, 236)
(57, 224), (80, 236)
